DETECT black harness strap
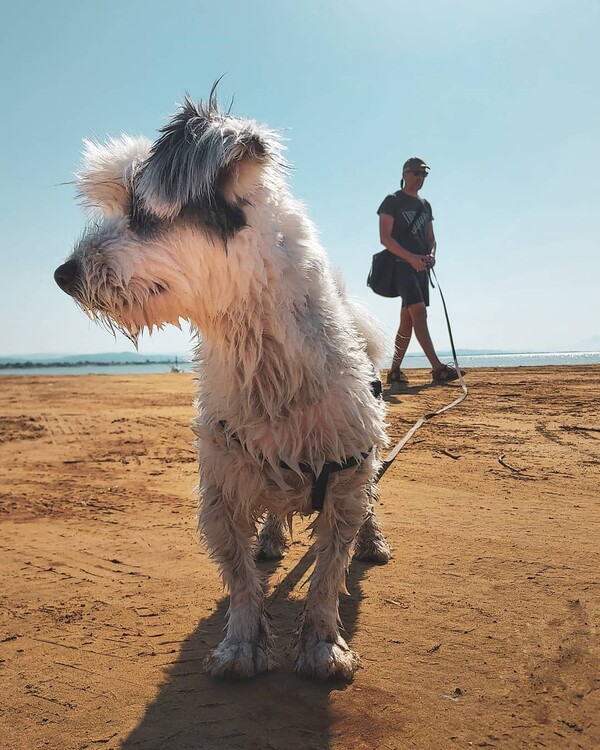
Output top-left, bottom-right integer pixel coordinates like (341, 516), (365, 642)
(279, 451), (371, 511)
(217, 377), (382, 512)
(371, 378), (383, 399)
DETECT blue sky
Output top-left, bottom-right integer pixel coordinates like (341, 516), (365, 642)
(1, 0), (598, 357)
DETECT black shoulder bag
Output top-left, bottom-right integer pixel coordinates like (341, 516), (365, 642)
(367, 200), (425, 298)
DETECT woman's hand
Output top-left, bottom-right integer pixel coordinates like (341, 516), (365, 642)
(408, 254), (429, 272)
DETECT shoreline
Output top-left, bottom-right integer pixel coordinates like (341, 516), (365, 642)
(1, 350), (599, 377)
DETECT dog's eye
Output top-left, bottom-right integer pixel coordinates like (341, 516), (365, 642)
(150, 282), (168, 295)
(128, 194), (163, 238)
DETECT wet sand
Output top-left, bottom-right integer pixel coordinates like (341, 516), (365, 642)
(0, 367), (598, 749)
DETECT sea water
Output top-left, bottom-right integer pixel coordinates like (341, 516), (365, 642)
(398, 351), (600, 370)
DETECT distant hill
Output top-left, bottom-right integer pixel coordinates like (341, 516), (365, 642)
(0, 352), (187, 368)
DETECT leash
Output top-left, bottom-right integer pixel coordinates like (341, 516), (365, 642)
(375, 265), (468, 483)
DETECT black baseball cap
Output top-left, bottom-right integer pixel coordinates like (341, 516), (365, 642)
(402, 157), (430, 172)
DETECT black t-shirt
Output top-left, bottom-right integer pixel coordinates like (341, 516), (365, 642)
(377, 191), (434, 256)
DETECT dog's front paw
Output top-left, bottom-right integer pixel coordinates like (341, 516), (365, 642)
(353, 517), (392, 564)
(205, 637), (273, 679)
(353, 533), (392, 564)
(295, 636), (360, 681)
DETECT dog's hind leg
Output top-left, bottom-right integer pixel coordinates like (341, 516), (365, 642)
(353, 488), (392, 564)
(200, 485), (273, 678)
(256, 512), (288, 561)
(294, 483), (366, 681)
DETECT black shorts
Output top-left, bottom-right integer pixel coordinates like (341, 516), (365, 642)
(395, 261), (430, 308)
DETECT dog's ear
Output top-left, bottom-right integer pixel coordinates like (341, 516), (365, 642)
(77, 136), (153, 217)
(136, 95), (276, 220)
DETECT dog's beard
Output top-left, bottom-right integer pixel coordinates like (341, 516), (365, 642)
(73, 278), (171, 347)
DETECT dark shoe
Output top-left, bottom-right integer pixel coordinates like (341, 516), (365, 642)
(432, 364), (465, 383)
(387, 367), (409, 386)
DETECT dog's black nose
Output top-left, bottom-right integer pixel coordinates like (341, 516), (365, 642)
(54, 260), (80, 295)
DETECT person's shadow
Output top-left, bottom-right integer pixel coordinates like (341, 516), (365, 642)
(121, 550), (371, 750)
(384, 382), (441, 405)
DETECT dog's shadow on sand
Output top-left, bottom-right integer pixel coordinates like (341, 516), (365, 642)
(121, 553), (371, 750)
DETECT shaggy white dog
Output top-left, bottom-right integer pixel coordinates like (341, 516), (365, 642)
(54, 90), (391, 681)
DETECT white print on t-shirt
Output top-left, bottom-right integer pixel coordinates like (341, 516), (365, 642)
(401, 211), (428, 235)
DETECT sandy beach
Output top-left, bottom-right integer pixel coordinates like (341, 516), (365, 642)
(0, 367), (598, 750)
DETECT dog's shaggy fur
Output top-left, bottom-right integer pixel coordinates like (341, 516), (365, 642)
(55, 91), (391, 681)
